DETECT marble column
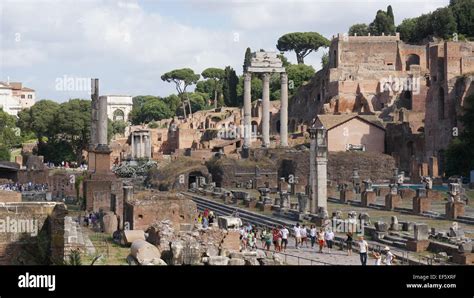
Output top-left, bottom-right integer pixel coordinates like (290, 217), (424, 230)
(243, 72), (252, 148)
(280, 72), (288, 147)
(131, 134), (135, 159)
(139, 134), (144, 158)
(262, 73), (270, 148)
(97, 95), (108, 145)
(90, 78), (99, 147)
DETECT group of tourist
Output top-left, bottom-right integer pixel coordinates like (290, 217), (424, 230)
(292, 223), (335, 253)
(238, 224), (290, 252)
(0, 182), (48, 192)
(196, 209), (215, 229)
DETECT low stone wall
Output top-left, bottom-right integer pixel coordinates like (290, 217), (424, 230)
(0, 190), (21, 202)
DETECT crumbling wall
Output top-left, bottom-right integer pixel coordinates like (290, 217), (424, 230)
(124, 191), (197, 230)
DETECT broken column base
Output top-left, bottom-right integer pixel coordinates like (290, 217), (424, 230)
(406, 240), (430, 252)
(452, 252), (474, 265)
(413, 197), (431, 214)
(385, 194), (402, 210)
(245, 200), (257, 209)
(445, 201), (465, 219)
(361, 191), (376, 207)
(340, 190), (354, 203)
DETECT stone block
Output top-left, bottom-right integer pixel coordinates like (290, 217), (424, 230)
(401, 221), (415, 232)
(228, 258), (245, 266)
(458, 242), (473, 253)
(399, 188), (416, 200)
(406, 240), (430, 252)
(445, 202), (465, 219)
(208, 256), (230, 266)
(130, 239), (162, 265)
(452, 252), (474, 265)
(385, 194), (402, 210)
(413, 197), (431, 214)
(259, 204), (272, 212)
(361, 191), (376, 207)
(414, 224), (429, 241)
(340, 189), (354, 203)
(245, 200), (258, 209)
(374, 221), (388, 232)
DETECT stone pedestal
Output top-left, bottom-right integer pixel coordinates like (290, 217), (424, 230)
(245, 200), (257, 209)
(445, 201), (465, 219)
(340, 189), (354, 203)
(361, 191), (376, 207)
(399, 188), (416, 200)
(259, 204), (272, 212)
(452, 252), (474, 265)
(406, 240), (430, 252)
(375, 187), (390, 197)
(413, 197), (431, 214)
(385, 194), (402, 210)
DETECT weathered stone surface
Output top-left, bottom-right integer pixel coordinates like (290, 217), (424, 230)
(228, 258), (245, 266)
(414, 224), (429, 241)
(130, 239), (162, 265)
(217, 216), (242, 229)
(375, 221), (388, 232)
(256, 250), (266, 259)
(205, 246), (219, 257)
(244, 257), (260, 266)
(259, 258), (278, 266)
(170, 241), (184, 265)
(458, 242), (473, 253)
(121, 230), (146, 246)
(208, 256), (230, 266)
(229, 252), (244, 259)
(101, 212), (118, 234)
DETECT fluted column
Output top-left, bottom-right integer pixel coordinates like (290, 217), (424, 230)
(280, 72), (288, 147)
(262, 73), (270, 148)
(243, 72), (252, 148)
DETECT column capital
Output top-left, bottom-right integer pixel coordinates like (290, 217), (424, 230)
(244, 72), (252, 82)
(262, 72), (271, 81)
(280, 72), (288, 82)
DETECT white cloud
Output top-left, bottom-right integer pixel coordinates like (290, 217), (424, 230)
(0, 0), (450, 101)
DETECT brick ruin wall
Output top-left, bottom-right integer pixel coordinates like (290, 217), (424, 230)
(0, 202), (66, 265)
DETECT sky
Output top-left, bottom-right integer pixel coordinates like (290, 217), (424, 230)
(0, 0), (449, 102)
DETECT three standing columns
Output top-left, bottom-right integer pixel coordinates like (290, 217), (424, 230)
(242, 71), (288, 149)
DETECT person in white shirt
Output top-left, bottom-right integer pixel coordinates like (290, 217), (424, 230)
(384, 247), (394, 265)
(358, 236), (368, 265)
(373, 251), (382, 265)
(280, 226), (289, 251)
(325, 229), (335, 253)
(309, 225), (317, 248)
(293, 224), (301, 249)
(300, 225), (308, 248)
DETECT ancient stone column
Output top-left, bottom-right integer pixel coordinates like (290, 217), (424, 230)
(139, 134), (144, 158)
(98, 95), (108, 146)
(308, 128), (317, 214)
(90, 78), (99, 147)
(131, 133), (135, 159)
(123, 185), (133, 202)
(262, 73), (270, 148)
(280, 72), (288, 147)
(243, 72), (252, 149)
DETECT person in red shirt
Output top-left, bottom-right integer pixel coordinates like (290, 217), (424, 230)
(272, 227), (282, 252)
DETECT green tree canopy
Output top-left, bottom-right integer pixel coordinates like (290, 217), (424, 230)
(222, 66), (239, 106)
(161, 68), (200, 118)
(369, 8), (396, 35)
(17, 99), (60, 142)
(201, 67), (225, 108)
(243, 47), (252, 72)
(276, 32), (330, 64)
(349, 23), (370, 36)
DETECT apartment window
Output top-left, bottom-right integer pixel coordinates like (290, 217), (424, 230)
(28, 95), (32, 99)
(21, 95), (25, 99)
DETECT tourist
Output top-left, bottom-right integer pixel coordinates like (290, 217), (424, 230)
(293, 223), (301, 249)
(309, 225), (317, 248)
(300, 225), (308, 248)
(260, 229), (268, 249)
(272, 227), (281, 252)
(325, 228), (335, 253)
(358, 236), (368, 266)
(317, 228), (325, 253)
(197, 213), (203, 225)
(280, 225), (289, 252)
(265, 229), (272, 251)
(247, 230), (255, 250)
(208, 211), (215, 225)
(202, 216), (209, 229)
(383, 246), (395, 265)
(373, 251), (382, 265)
(346, 232), (353, 256)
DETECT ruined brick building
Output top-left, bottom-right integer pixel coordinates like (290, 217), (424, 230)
(289, 33), (474, 178)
